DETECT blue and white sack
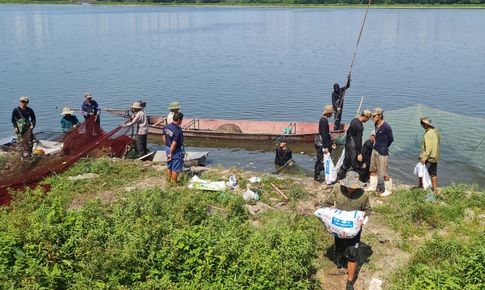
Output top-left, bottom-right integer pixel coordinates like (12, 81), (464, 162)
(314, 207), (368, 239)
(324, 152), (337, 185)
(414, 162), (432, 189)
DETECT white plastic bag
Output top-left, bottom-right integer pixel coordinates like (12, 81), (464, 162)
(414, 162), (432, 189)
(324, 152), (337, 185)
(314, 207), (368, 239)
(188, 175), (226, 191)
(335, 149), (345, 171)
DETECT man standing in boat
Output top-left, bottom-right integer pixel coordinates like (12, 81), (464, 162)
(337, 110), (372, 181)
(80, 92), (101, 125)
(366, 108), (394, 197)
(121, 102), (149, 156)
(163, 112), (185, 184)
(314, 105), (337, 183)
(332, 73), (351, 131)
(166, 101), (180, 125)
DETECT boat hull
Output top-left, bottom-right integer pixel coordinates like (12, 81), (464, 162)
(146, 117), (347, 143)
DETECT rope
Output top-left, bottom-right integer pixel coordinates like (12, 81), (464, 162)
(338, 0), (372, 113)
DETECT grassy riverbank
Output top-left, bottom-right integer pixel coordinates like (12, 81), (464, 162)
(1, 157), (484, 289)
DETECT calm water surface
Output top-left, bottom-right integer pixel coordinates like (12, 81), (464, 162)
(1, 5), (484, 186)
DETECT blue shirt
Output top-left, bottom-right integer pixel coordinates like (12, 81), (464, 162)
(80, 100), (100, 118)
(374, 121), (394, 156)
(163, 123), (183, 152)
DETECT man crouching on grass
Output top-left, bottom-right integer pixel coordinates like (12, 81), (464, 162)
(321, 171), (371, 290)
(162, 112), (184, 184)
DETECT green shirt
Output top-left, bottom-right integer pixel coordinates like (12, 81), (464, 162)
(420, 127), (441, 163)
(322, 185), (371, 217)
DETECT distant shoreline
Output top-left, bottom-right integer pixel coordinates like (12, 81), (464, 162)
(1, 1), (484, 9)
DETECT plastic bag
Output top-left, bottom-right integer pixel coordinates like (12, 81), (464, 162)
(188, 175), (226, 191)
(314, 207), (368, 239)
(324, 152), (337, 185)
(414, 162), (432, 189)
(335, 148), (345, 171)
(242, 188), (260, 201)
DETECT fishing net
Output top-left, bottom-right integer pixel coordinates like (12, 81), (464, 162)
(361, 104), (485, 171)
(273, 159), (313, 176)
(0, 118), (135, 206)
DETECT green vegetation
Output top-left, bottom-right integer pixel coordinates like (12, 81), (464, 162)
(373, 184), (485, 289)
(0, 157), (484, 288)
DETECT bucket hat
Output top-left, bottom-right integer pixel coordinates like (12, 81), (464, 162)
(61, 107), (74, 115)
(340, 171), (365, 189)
(19, 96), (29, 102)
(168, 101), (180, 110)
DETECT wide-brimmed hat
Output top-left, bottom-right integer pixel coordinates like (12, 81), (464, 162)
(323, 105), (334, 115)
(340, 171), (365, 189)
(61, 107), (74, 115)
(168, 101), (180, 110)
(420, 117), (434, 128)
(85, 92), (92, 98)
(19, 96), (29, 102)
(131, 102), (142, 109)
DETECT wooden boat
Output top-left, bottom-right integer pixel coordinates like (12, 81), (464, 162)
(140, 150), (209, 167)
(107, 110), (348, 143)
(149, 117), (348, 143)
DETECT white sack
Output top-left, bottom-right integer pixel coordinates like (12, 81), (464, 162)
(314, 207), (368, 239)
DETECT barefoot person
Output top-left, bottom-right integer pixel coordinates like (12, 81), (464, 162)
(162, 112), (185, 184)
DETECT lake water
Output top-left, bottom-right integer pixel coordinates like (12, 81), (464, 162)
(1, 5), (484, 186)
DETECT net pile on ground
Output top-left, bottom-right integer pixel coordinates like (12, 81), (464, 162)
(0, 118), (134, 206)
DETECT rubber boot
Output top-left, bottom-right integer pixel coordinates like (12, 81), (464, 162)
(365, 175), (378, 191)
(380, 178), (393, 197)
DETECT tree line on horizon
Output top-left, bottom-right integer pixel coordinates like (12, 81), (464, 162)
(34, 0), (485, 5)
(99, 0), (484, 4)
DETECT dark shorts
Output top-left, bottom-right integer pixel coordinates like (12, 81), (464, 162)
(426, 161), (438, 177)
(166, 148), (184, 173)
(335, 230), (361, 262)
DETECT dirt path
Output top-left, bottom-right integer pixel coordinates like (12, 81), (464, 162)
(67, 164), (413, 289)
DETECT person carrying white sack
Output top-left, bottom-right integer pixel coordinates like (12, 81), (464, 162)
(419, 117), (441, 191)
(320, 171), (371, 290)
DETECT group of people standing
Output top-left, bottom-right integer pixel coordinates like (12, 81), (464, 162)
(10, 94), (186, 185)
(311, 80), (441, 290)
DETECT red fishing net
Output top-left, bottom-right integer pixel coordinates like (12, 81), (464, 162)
(0, 118), (134, 206)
